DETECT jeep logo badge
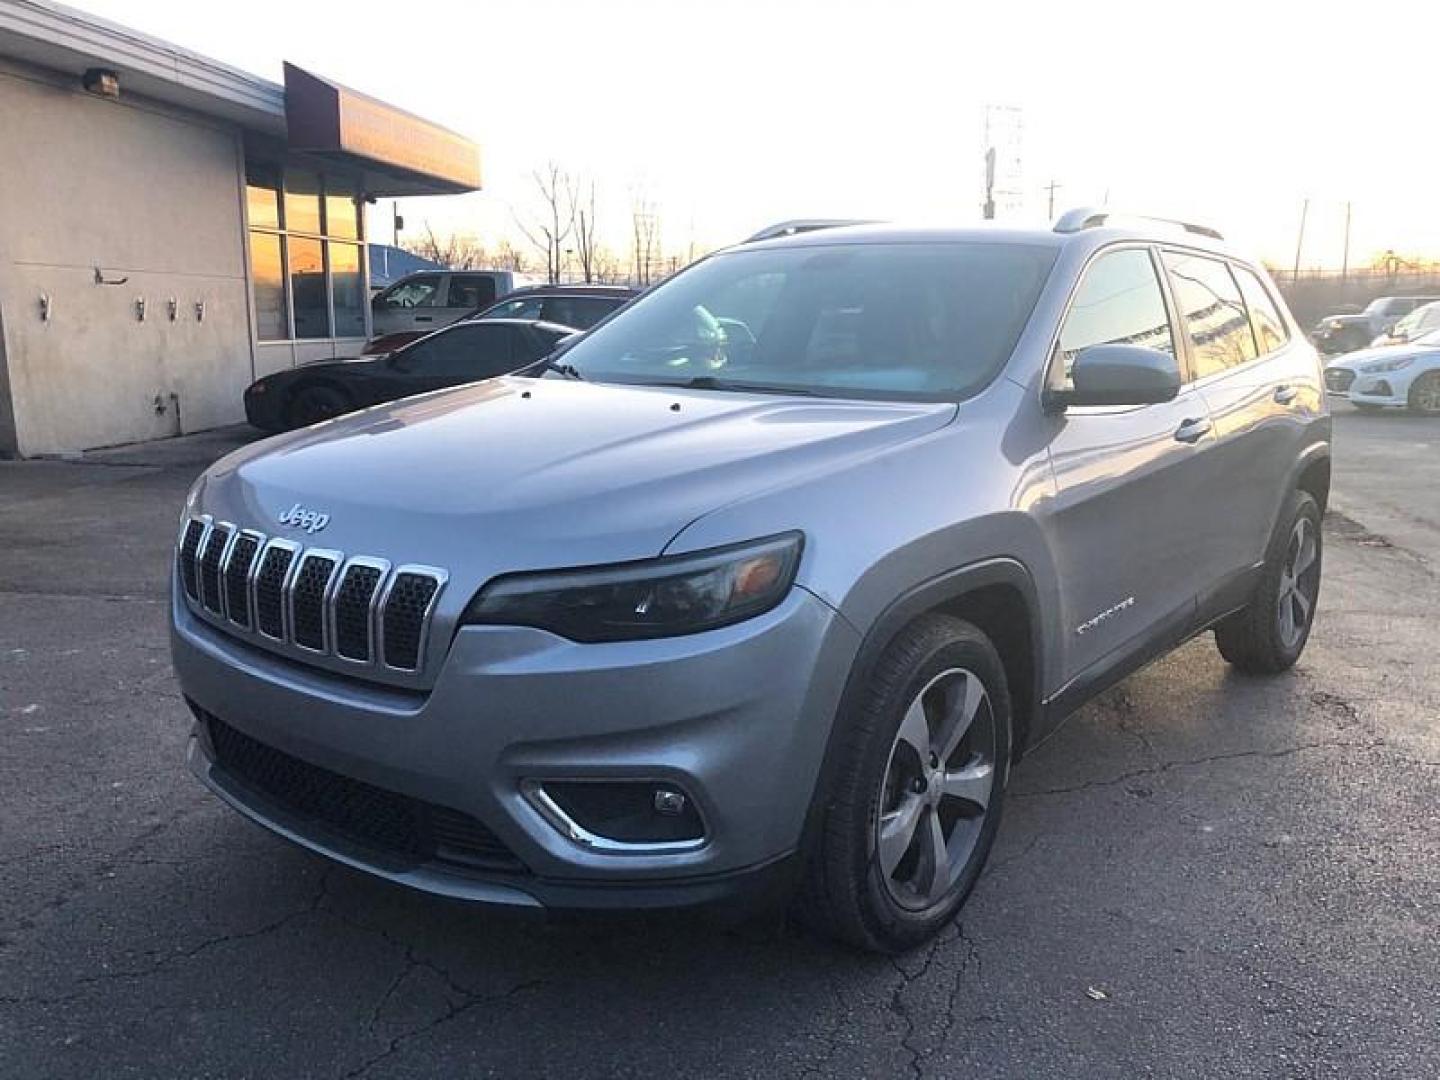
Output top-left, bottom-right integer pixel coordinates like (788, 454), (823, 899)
(277, 503), (331, 534)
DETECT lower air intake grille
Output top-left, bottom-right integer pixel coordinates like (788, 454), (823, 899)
(203, 712), (525, 874)
(383, 573), (441, 670)
(224, 534), (261, 628)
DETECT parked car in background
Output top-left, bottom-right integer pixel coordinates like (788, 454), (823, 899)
(177, 210), (1329, 952)
(370, 270), (540, 339)
(476, 284), (638, 328)
(1312, 295), (1440, 354)
(1323, 328), (1440, 414)
(363, 284), (637, 357)
(244, 319), (572, 431)
(1370, 299), (1440, 347)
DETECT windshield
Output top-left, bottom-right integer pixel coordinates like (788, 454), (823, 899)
(555, 242), (1057, 400)
(1414, 328), (1440, 347)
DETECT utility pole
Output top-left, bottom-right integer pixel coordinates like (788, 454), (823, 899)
(392, 201), (404, 246)
(1292, 198), (1309, 284)
(983, 147), (996, 220)
(1341, 201), (1352, 285)
(1045, 179), (1062, 220)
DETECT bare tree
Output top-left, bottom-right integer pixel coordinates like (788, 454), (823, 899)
(574, 180), (601, 284)
(494, 239), (530, 274)
(631, 195), (661, 287)
(514, 162), (577, 284)
(403, 224), (487, 269)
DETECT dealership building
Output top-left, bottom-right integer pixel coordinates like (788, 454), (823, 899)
(0, 0), (480, 457)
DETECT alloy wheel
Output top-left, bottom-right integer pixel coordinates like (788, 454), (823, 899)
(875, 667), (997, 911)
(1411, 373), (1440, 415)
(1276, 517), (1319, 648)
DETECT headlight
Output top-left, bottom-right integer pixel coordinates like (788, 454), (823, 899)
(461, 532), (804, 642)
(1361, 356), (1416, 373)
(1326, 319), (1346, 330)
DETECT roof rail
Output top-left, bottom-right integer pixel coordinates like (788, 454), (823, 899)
(1053, 207), (1224, 241)
(744, 219), (875, 243)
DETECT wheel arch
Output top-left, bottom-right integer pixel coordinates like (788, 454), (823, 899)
(799, 557), (1045, 861)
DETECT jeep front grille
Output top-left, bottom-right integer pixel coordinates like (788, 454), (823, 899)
(176, 516), (446, 676)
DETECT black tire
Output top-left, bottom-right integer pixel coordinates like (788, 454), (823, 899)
(284, 384), (351, 430)
(800, 614), (1012, 953)
(1214, 489), (1322, 674)
(1406, 371), (1440, 415)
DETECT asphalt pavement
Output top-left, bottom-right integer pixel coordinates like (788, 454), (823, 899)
(1, 409), (1437, 1079)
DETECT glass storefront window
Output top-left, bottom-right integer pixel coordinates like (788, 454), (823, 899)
(329, 242), (366, 337)
(284, 170), (323, 236)
(289, 237), (330, 339)
(325, 179), (360, 240)
(247, 160), (367, 341)
(249, 232), (288, 340)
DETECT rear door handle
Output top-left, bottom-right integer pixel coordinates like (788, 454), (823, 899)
(414, 315), (433, 323)
(1174, 417), (1212, 444)
(1274, 385), (1298, 405)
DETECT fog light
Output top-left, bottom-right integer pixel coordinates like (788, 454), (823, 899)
(525, 780), (705, 850)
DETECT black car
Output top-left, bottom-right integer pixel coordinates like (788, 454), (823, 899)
(244, 319), (573, 432)
(361, 284), (637, 357)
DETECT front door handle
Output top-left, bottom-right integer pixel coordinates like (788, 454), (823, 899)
(414, 315), (434, 323)
(1174, 417), (1212, 444)
(1274, 385), (1298, 405)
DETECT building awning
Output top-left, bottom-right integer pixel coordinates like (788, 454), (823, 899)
(283, 64), (481, 197)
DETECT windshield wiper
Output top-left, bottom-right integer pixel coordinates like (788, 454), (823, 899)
(667, 375), (822, 397)
(529, 356), (586, 381)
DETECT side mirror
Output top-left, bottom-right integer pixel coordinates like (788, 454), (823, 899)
(1044, 344), (1181, 411)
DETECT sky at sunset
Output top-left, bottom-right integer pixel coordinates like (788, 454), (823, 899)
(66, 0), (1440, 269)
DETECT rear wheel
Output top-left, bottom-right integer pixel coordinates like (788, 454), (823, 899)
(1407, 371), (1440, 415)
(1214, 490), (1322, 674)
(284, 385), (351, 429)
(801, 615), (1011, 953)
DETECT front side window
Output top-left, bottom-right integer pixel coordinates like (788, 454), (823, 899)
(542, 296), (623, 329)
(1232, 266), (1289, 355)
(557, 242), (1057, 400)
(1162, 252), (1257, 379)
(1055, 248), (1174, 388)
(378, 275), (441, 309)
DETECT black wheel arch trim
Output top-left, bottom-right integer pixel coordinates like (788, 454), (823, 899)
(798, 556), (1045, 859)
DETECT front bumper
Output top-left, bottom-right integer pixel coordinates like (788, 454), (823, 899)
(173, 577), (858, 909)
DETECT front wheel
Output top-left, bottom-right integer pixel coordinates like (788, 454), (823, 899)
(1407, 371), (1440, 415)
(1214, 490), (1322, 674)
(800, 615), (1011, 953)
(284, 384), (351, 430)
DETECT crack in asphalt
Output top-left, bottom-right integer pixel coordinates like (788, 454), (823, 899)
(884, 921), (984, 1079)
(1011, 739), (1386, 799)
(0, 870), (333, 1009)
(338, 974), (544, 1080)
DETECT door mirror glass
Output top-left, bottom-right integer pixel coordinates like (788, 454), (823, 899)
(1048, 345), (1181, 409)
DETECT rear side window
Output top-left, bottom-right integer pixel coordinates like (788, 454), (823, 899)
(1055, 248), (1175, 388)
(1162, 252), (1257, 378)
(448, 275), (499, 309)
(1232, 266), (1290, 355)
(542, 296), (623, 329)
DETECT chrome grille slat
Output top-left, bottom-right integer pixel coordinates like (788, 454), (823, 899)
(179, 517), (446, 678)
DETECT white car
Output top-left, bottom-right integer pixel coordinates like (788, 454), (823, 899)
(1370, 299), (1440, 347)
(1323, 328), (1440, 414)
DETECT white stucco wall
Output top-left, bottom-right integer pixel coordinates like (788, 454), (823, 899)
(0, 60), (254, 456)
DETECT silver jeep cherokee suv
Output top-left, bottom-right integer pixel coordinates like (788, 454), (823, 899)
(172, 210), (1329, 952)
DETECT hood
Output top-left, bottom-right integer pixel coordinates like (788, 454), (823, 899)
(197, 377), (955, 582)
(1319, 313), (1369, 327)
